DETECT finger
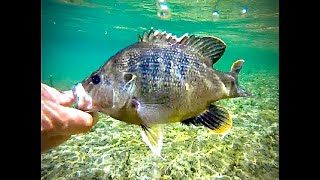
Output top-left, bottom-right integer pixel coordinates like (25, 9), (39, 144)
(55, 105), (94, 136)
(41, 83), (75, 106)
(41, 134), (71, 153)
(41, 83), (64, 102)
(41, 109), (53, 133)
(41, 100), (64, 135)
(42, 100), (93, 136)
(88, 112), (100, 126)
(59, 90), (75, 106)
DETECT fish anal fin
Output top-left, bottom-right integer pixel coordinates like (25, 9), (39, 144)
(181, 117), (201, 126)
(182, 105), (232, 134)
(141, 124), (164, 159)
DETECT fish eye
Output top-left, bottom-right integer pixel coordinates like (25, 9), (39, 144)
(91, 74), (101, 84)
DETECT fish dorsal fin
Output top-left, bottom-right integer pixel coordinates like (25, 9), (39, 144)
(138, 27), (227, 67)
(140, 124), (164, 159)
(138, 27), (183, 44)
(181, 104), (232, 135)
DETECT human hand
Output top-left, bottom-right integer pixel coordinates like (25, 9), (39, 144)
(41, 83), (94, 153)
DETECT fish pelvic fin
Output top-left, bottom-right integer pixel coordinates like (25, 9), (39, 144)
(229, 59), (252, 97)
(140, 124), (164, 159)
(181, 105), (232, 134)
(138, 27), (226, 67)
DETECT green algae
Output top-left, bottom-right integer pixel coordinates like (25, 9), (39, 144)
(41, 71), (279, 179)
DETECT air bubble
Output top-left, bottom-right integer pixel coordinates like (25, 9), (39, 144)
(212, 10), (220, 21)
(156, 0), (171, 20)
(242, 7), (248, 14)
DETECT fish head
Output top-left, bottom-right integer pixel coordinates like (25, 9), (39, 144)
(72, 61), (137, 115)
(72, 67), (115, 113)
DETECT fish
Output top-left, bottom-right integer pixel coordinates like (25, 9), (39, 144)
(72, 28), (252, 158)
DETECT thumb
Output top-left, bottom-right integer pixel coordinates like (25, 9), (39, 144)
(41, 83), (75, 106)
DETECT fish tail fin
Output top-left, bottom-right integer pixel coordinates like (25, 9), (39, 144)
(229, 59), (252, 97)
(181, 105), (232, 134)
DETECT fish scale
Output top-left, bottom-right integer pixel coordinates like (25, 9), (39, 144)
(129, 47), (193, 96)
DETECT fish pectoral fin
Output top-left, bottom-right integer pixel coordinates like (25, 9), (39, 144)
(133, 100), (168, 123)
(140, 124), (164, 159)
(182, 104), (232, 134)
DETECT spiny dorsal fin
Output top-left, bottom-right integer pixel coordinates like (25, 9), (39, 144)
(181, 104), (232, 135)
(138, 27), (185, 44)
(138, 27), (226, 67)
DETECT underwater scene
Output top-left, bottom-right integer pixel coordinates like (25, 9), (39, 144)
(41, 0), (279, 179)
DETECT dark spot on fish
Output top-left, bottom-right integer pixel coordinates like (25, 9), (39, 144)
(234, 68), (241, 74)
(124, 73), (133, 82)
(118, 64), (125, 71)
(131, 98), (140, 109)
(106, 78), (111, 86)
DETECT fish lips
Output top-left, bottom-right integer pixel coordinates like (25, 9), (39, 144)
(72, 83), (93, 111)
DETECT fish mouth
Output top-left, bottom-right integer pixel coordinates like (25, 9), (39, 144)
(72, 83), (93, 111)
